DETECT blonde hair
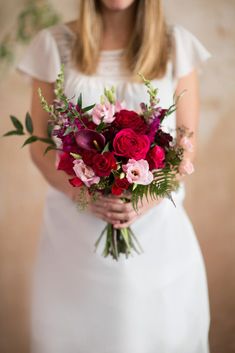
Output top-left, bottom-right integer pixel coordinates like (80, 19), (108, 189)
(72, 0), (171, 80)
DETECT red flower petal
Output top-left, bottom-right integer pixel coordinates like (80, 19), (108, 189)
(111, 184), (123, 196)
(69, 177), (83, 187)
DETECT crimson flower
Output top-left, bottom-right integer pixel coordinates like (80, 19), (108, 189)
(113, 128), (150, 160)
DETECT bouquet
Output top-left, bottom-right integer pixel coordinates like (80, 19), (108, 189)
(4, 66), (194, 260)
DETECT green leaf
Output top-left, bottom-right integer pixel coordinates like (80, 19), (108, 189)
(96, 121), (106, 132)
(47, 123), (53, 137)
(25, 112), (33, 134)
(38, 137), (55, 144)
(102, 142), (110, 153)
(44, 145), (60, 155)
(22, 135), (38, 147)
(10, 115), (23, 131)
(132, 183), (138, 191)
(120, 228), (131, 250)
(70, 152), (81, 159)
(3, 130), (25, 137)
(82, 103), (95, 113)
(77, 93), (82, 108)
(63, 126), (75, 136)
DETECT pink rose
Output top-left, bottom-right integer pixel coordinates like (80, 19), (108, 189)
(147, 145), (165, 170)
(73, 160), (100, 187)
(180, 136), (193, 152)
(179, 159), (194, 176)
(122, 159), (153, 185)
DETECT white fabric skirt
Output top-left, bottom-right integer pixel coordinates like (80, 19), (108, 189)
(30, 183), (210, 353)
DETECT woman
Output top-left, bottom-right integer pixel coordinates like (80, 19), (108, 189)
(17, 0), (211, 352)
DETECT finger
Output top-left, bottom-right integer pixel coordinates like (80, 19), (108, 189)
(89, 204), (123, 223)
(92, 200), (135, 215)
(105, 208), (138, 223)
(92, 202), (125, 213)
(113, 214), (139, 229)
(92, 198), (125, 208)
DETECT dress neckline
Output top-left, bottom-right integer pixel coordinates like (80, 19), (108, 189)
(61, 23), (125, 56)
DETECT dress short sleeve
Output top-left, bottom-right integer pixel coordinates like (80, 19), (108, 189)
(16, 28), (61, 83)
(172, 25), (211, 79)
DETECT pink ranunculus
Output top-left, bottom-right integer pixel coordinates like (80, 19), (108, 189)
(179, 159), (194, 176)
(92, 102), (116, 125)
(73, 160), (100, 187)
(122, 159), (153, 185)
(180, 136), (194, 152)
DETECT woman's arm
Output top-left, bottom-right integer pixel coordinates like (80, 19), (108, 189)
(175, 69), (200, 164)
(29, 79), (75, 199)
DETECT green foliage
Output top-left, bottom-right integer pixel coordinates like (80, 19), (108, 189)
(82, 104), (96, 113)
(38, 88), (56, 119)
(3, 130), (24, 136)
(54, 64), (65, 99)
(3, 109), (56, 151)
(3, 115), (25, 137)
(10, 115), (23, 131)
(0, 0), (60, 73)
(77, 93), (82, 108)
(104, 87), (115, 104)
(165, 147), (183, 167)
(94, 224), (143, 261)
(16, 0), (60, 43)
(131, 169), (179, 212)
(25, 112), (33, 133)
(138, 73), (159, 106)
(22, 135), (38, 147)
(44, 145), (60, 155)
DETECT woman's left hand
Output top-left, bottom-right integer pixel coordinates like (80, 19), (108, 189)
(89, 194), (163, 229)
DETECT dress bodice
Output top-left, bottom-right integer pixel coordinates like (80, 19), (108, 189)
(17, 23), (210, 135)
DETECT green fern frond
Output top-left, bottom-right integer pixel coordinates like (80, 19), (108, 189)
(131, 169), (179, 212)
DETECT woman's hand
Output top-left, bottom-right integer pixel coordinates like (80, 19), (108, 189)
(88, 194), (163, 228)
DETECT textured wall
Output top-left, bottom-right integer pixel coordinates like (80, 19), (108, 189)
(0, 1), (235, 352)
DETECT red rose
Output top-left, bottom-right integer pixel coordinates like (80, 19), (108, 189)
(111, 177), (130, 196)
(57, 152), (75, 176)
(92, 152), (117, 177)
(81, 150), (97, 166)
(147, 145), (165, 170)
(113, 128), (150, 160)
(114, 110), (148, 134)
(69, 177), (83, 187)
(111, 184), (123, 195)
(115, 177), (129, 189)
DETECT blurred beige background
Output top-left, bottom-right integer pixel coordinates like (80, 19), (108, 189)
(0, 0), (235, 352)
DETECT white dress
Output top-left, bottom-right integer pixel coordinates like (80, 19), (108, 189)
(17, 23), (211, 353)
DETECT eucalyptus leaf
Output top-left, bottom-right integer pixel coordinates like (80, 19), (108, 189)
(77, 93), (82, 108)
(10, 115), (23, 131)
(3, 130), (24, 137)
(38, 137), (55, 144)
(25, 112), (33, 134)
(22, 135), (38, 147)
(82, 103), (95, 113)
(44, 145), (60, 155)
